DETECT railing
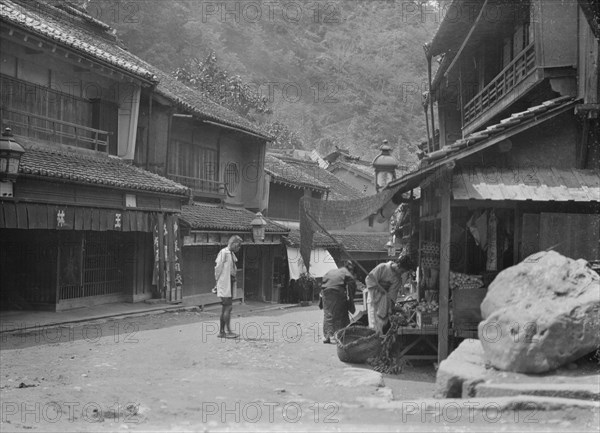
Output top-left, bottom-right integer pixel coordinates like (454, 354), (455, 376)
(0, 107), (110, 153)
(166, 173), (224, 197)
(464, 42), (536, 125)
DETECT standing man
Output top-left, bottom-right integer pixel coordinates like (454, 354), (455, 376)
(215, 235), (243, 338)
(365, 255), (414, 334)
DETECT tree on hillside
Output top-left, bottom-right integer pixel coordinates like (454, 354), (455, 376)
(174, 53), (305, 150)
(173, 52), (271, 120)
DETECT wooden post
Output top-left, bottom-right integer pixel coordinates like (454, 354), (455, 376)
(55, 236), (61, 306)
(438, 170), (452, 362)
(427, 56), (436, 150)
(513, 205), (521, 264)
(145, 89), (153, 171)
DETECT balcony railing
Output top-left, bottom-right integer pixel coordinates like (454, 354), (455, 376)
(464, 42), (536, 126)
(166, 173), (224, 197)
(1, 107), (110, 153)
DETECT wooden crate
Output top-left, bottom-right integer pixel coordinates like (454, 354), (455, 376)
(416, 311), (439, 328)
(452, 288), (487, 327)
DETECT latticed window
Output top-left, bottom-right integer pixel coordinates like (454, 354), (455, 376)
(58, 232), (134, 300)
(224, 162), (240, 196)
(168, 139), (218, 181)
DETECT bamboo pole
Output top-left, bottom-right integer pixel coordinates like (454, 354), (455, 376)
(303, 210), (370, 277)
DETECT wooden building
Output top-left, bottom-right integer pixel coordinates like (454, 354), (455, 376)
(179, 203), (288, 304)
(0, 0), (286, 310)
(0, 0), (190, 310)
(130, 64), (287, 306)
(385, 0), (599, 361)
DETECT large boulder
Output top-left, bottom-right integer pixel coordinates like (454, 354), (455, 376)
(478, 251), (600, 373)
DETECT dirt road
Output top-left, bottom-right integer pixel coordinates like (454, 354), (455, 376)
(1, 306), (598, 432)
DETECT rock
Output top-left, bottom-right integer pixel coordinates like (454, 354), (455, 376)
(434, 339), (488, 398)
(478, 251), (600, 373)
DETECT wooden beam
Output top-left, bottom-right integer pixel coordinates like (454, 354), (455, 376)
(24, 47), (43, 55)
(438, 174), (452, 362)
(444, 0), (489, 79)
(514, 205), (521, 264)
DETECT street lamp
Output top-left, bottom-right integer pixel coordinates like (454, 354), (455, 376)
(372, 140), (398, 192)
(251, 212), (267, 243)
(0, 128), (25, 182)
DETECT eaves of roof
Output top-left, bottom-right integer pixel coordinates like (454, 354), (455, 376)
(180, 202), (289, 232)
(265, 154), (329, 192)
(17, 138), (189, 196)
(330, 160), (374, 180)
(1, 0), (156, 82)
(388, 96), (578, 194)
(1, 0), (271, 141)
(427, 0), (484, 59)
(329, 231), (390, 253)
(152, 70), (273, 141)
(282, 159), (362, 200)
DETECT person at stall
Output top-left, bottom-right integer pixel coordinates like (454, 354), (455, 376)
(365, 255), (414, 334)
(320, 260), (357, 344)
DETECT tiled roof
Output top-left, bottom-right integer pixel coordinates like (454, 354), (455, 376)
(1, 0), (270, 139)
(281, 158), (363, 200)
(330, 160), (375, 179)
(284, 229), (340, 249)
(265, 154), (329, 192)
(180, 202), (289, 232)
(421, 96), (576, 164)
(390, 96), (579, 193)
(329, 231), (390, 252)
(152, 69), (271, 140)
(17, 138), (189, 195)
(284, 229), (391, 252)
(453, 167), (600, 202)
(1, 0), (156, 81)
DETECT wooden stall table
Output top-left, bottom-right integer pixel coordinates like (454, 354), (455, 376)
(395, 326), (438, 362)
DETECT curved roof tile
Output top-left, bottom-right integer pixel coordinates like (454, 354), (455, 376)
(180, 202), (289, 232)
(17, 138), (189, 196)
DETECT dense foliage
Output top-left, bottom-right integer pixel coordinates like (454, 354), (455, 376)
(89, 0), (439, 163)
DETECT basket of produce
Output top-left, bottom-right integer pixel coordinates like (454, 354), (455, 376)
(449, 271), (484, 291)
(334, 326), (382, 364)
(415, 300), (439, 328)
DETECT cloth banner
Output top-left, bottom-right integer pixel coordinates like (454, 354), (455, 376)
(286, 247), (338, 280)
(152, 214), (183, 301)
(299, 185), (402, 271)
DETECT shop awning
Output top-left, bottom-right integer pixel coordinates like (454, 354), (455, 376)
(0, 202), (155, 231)
(452, 167), (600, 202)
(286, 247), (338, 280)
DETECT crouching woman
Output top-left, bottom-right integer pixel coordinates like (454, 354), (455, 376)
(320, 261), (357, 344)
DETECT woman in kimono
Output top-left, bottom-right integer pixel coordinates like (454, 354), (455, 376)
(320, 261), (357, 344)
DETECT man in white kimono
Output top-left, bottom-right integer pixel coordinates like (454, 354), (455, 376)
(215, 235), (242, 338)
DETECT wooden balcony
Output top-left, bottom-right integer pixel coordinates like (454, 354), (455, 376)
(1, 106), (110, 153)
(463, 42), (538, 133)
(166, 173), (225, 199)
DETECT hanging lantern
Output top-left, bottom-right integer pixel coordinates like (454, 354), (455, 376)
(251, 212), (267, 243)
(0, 128), (25, 182)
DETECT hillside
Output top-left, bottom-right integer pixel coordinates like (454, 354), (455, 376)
(90, 0), (438, 165)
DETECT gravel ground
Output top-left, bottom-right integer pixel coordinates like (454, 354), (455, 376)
(1, 306), (598, 432)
